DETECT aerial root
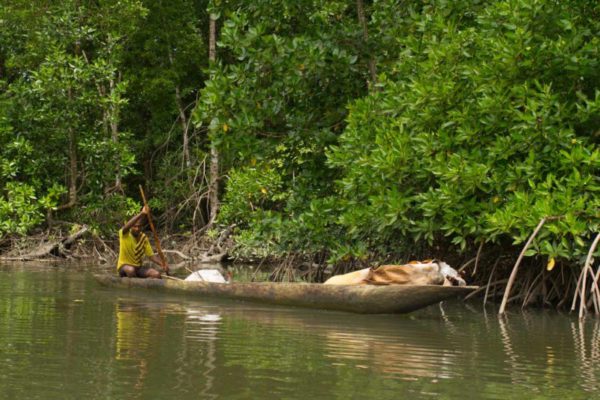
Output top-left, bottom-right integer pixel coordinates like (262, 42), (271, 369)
(571, 233), (600, 319)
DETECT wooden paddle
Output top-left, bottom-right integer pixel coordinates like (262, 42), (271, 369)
(139, 185), (170, 275)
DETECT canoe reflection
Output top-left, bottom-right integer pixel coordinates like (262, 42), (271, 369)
(182, 305), (461, 380)
(322, 330), (455, 379)
(111, 298), (600, 396)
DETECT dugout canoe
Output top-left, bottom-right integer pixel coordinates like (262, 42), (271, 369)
(94, 275), (477, 314)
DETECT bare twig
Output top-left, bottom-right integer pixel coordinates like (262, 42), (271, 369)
(162, 249), (191, 260)
(464, 278), (507, 301)
(579, 233), (600, 319)
(572, 266), (597, 310)
(473, 240), (484, 277)
(499, 217), (547, 315)
(522, 269), (544, 309)
(484, 260), (499, 307)
(458, 257), (475, 274)
(251, 257), (268, 282)
(592, 268), (600, 314)
(571, 266), (585, 311)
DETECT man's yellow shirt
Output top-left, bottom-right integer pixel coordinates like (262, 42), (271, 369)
(117, 229), (154, 271)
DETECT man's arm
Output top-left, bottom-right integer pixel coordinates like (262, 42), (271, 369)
(149, 254), (169, 271)
(122, 205), (150, 233)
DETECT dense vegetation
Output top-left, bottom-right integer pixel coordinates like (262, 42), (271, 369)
(1, 1), (599, 307)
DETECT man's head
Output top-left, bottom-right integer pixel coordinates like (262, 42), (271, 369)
(131, 216), (146, 238)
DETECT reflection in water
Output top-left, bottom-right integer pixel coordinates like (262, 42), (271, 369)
(184, 309), (222, 400)
(116, 302), (151, 361)
(217, 306), (600, 397)
(496, 313), (600, 396)
(3, 267), (600, 399)
(323, 330), (456, 379)
(321, 306), (461, 380)
(114, 301), (158, 393)
(572, 319), (600, 393)
(113, 300), (224, 399)
(498, 315), (519, 386)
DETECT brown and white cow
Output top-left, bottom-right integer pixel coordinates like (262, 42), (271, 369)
(323, 260), (466, 286)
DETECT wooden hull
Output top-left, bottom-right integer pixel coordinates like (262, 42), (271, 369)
(94, 275), (477, 314)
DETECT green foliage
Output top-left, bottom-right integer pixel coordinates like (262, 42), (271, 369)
(194, 1), (369, 256)
(122, 0), (206, 150)
(119, 0), (209, 230)
(65, 193), (140, 236)
(219, 163), (287, 224)
(328, 0), (600, 261)
(1, 0), (598, 272)
(0, 80), (65, 237)
(0, 183), (44, 236)
(0, 0), (151, 236)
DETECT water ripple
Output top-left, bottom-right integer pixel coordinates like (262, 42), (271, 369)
(2, 269), (600, 400)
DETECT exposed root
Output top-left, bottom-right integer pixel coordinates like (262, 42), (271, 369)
(205, 224), (236, 255)
(483, 260), (499, 307)
(572, 232), (600, 319)
(91, 232), (116, 264)
(269, 254), (298, 282)
(499, 217), (548, 314)
(251, 257), (268, 282)
(0, 225), (90, 261)
(464, 278), (507, 301)
(458, 257), (475, 274)
(472, 240), (484, 277)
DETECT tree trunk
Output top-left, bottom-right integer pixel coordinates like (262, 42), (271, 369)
(207, 13), (220, 225)
(82, 48), (122, 193)
(209, 14), (216, 64)
(69, 125), (78, 205)
(175, 85), (191, 169)
(356, 0), (377, 90)
(167, 48), (191, 170)
(57, 86), (78, 211)
(109, 75), (122, 191)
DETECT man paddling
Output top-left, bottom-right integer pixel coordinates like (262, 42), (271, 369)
(117, 205), (168, 279)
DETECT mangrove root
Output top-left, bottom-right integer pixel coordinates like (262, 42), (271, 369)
(0, 225), (90, 261)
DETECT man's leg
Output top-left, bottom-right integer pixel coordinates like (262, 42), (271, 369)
(137, 266), (161, 279)
(119, 265), (137, 277)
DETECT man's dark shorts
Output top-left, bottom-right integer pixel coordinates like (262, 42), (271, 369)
(119, 266), (153, 278)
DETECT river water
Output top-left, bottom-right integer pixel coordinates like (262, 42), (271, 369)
(0, 263), (599, 400)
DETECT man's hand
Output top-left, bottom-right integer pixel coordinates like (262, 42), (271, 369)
(142, 205), (150, 215)
(150, 254), (168, 272)
(159, 259), (170, 274)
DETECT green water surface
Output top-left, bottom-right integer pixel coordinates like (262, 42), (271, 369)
(0, 264), (598, 399)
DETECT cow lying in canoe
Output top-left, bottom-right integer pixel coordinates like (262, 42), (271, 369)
(324, 260), (466, 286)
